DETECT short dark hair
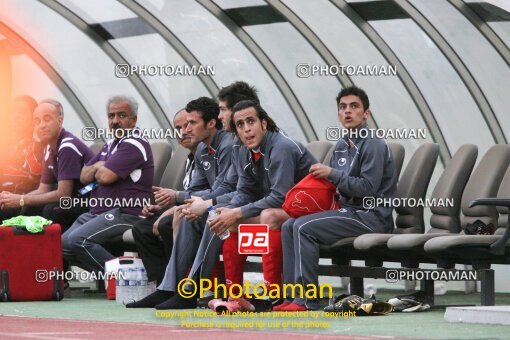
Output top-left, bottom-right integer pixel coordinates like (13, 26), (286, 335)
(230, 100), (279, 134)
(336, 86), (369, 111)
(185, 97), (222, 130)
(218, 81), (259, 109)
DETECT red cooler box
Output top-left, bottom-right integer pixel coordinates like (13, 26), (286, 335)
(0, 224), (64, 301)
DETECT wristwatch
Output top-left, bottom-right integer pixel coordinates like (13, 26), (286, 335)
(19, 195), (25, 207)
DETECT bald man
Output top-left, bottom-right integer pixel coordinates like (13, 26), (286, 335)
(0, 99), (93, 231)
(131, 108), (201, 285)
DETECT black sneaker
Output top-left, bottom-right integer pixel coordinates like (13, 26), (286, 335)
(197, 295), (216, 309)
(246, 298), (273, 312)
(155, 294), (197, 310)
(270, 297), (285, 307)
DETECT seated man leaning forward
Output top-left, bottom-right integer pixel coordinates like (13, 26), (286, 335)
(206, 100), (317, 310)
(62, 95), (154, 274)
(276, 86), (397, 312)
(126, 97), (233, 309)
(130, 108), (200, 286)
(131, 97), (231, 287)
(0, 99), (93, 230)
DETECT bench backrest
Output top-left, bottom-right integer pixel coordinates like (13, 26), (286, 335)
(495, 168), (510, 234)
(151, 141), (172, 186)
(158, 145), (190, 190)
(394, 143), (439, 234)
(306, 141), (334, 164)
(388, 142), (405, 180)
(460, 145), (510, 231)
(429, 144), (478, 234)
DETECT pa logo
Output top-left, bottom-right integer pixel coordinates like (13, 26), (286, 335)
(105, 213), (115, 221)
(338, 158), (347, 166)
(203, 161), (211, 171)
(238, 224), (269, 254)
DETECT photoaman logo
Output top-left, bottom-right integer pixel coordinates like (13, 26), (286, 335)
(177, 278), (333, 300)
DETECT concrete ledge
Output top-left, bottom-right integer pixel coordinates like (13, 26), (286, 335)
(445, 306), (510, 325)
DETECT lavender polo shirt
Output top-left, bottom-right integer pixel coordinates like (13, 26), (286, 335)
(40, 129), (94, 195)
(87, 132), (154, 216)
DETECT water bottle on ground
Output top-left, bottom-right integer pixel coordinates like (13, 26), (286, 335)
(125, 268), (137, 304)
(116, 268), (126, 304)
(132, 268), (141, 301)
(139, 268), (147, 298)
(148, 280), (157, 295)
(207, 206), (229, 240)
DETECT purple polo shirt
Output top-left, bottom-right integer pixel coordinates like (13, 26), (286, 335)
(40, 129), (94, 195)
(88, 132), (154, 216)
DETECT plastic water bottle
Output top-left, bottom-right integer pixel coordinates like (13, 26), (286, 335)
(132, 268), (140, 301)
(125, 268), (137, 304)
(116, 268), (126, 304)
(77, 182), (99, 197)
(139, 268), (148, 298)
(148, 280), (157, 295)
(121, 268), (131, 304)
(136, 268), (145, 300)
(207, 206), (229, 240)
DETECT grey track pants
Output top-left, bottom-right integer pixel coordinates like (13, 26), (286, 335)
(281, 207), (388, 309)
(62, 208), (141, 274)
(157, 213), (208, 291)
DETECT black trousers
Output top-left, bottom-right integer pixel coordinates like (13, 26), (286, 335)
(0, 203), (86, 233)
(42, 203), (89, 233)
(0, 208), (23, 221)
(132, 212), (174, 284)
